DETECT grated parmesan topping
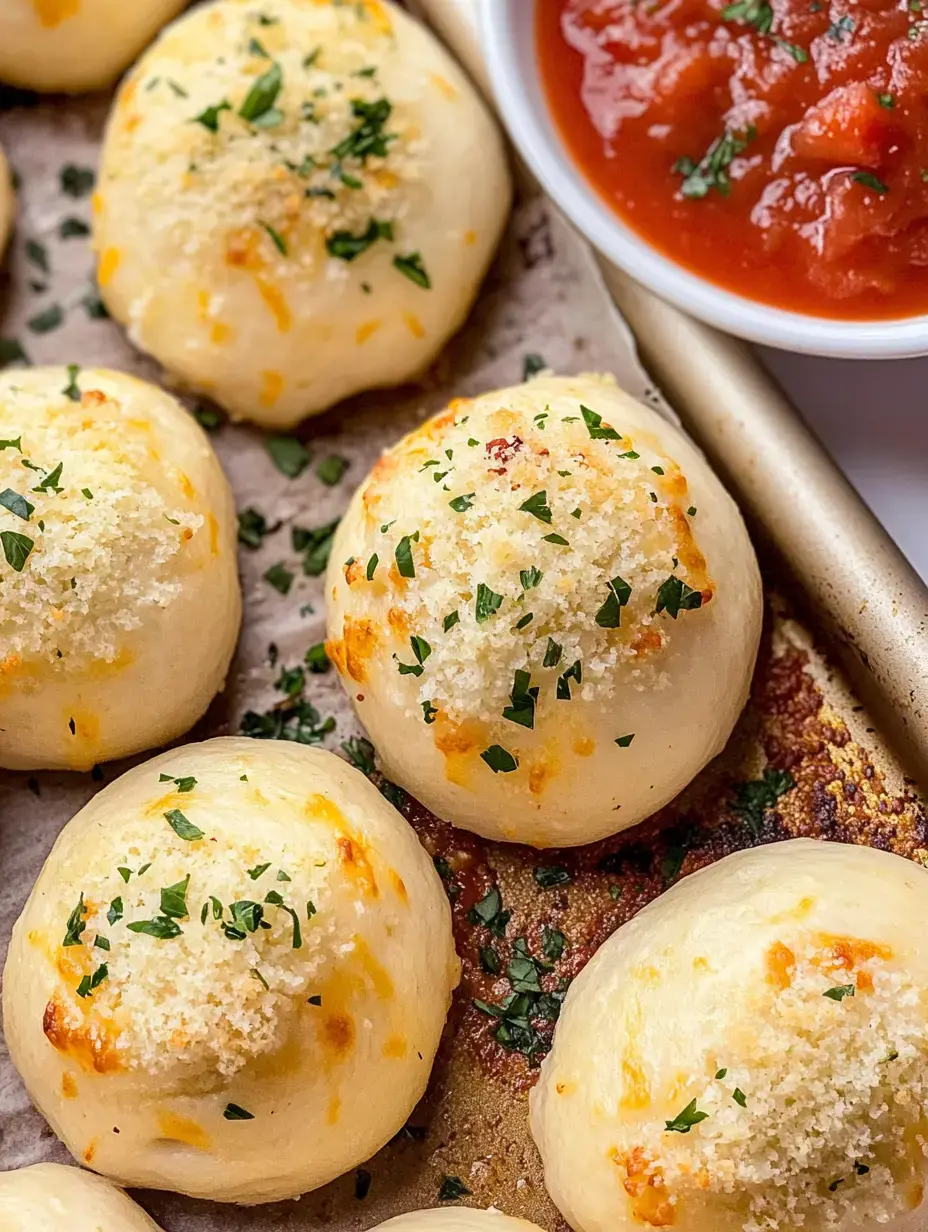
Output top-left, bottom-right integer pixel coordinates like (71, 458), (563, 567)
(55, 803), (341, 1080)
(102, 0), (426, 284)
(345, 374), (708, 724)
(627, 947), (928, 1231)
(0, 376), (200, 666)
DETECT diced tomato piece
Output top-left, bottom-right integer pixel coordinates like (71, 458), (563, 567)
(791, 82), (892, 169)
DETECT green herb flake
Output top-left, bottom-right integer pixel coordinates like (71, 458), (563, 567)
(853, 170), (889, 194)
(730, 767), (795, 837)
(326, 217), (392, 261)
(519, 489), (553, 523)
(523, 353), (547, 381)
(534, 866), (571, 890)
(28, 304), (63, 335)
(481, 744), (518, 774)
(665, 1098), (710, 1133)
(733, 1087), (748, 1106)
(1, 530), (34, 572)
(0, 489), (34, 521)
(449, 493), (475, 512)
(520, 566), (543, 591)
(823, 983), (856, 1001)
(674, 127), (756, 199)
(615, 733), (635, 747)
(580, 404), (621, 440)
(596, 575), (632, 628)
(502, 669), (538, 729)
(393, 251), (431, 288)
(239, 61), (282, 123)
(475, 582), (504, 623)
(438, 1176), (471, 1202)
(259, 220), (288, 255)
(223, 1103), (255, 1120)
(107, 897), (123, 926)
(127, 916), (183, 940)
(60, 164), (95, 198)
(656, 575), (704, 619)
(164, 809), (204, 841)
(443, 609), (460, 632)
(266, 434), (310, 478)
(63, 895), (87, 947)
(543, 638), (563, 667)
(317, 454), (350, 486)
(193, 100), (231, 131)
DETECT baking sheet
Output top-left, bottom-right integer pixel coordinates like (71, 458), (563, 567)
(0, 26), (926, 1232)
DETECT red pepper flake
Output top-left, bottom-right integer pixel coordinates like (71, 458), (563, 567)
(486, 436), (523, 468)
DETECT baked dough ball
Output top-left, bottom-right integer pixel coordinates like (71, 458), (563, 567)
(0, 0), (187, 94)
(531, 839), (928, 1232)
(0, 145), (14, 255)
(3, 738), (459, 1203)
(0, 1163), (162, 1231)
(0, 367), (240, 772)
(93, 0), (512, 429)
(326, 373), (762, 847)
(375, 1212), (545, 1232)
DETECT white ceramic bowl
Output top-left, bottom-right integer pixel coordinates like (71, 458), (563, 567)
(478, 0), (928, 359)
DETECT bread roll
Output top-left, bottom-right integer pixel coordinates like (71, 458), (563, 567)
(0, 0), (186, 93)
(0, 1163), (162, 1231)
(93, 0), (512, 428)
(326, 373), (762, 846)
(374, 1211), (545, 1232)
(0, 367), (240, 771)
(2, 738), (459, 1203)
(531, 839), (928, 1232)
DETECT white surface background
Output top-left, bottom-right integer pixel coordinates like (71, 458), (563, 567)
(762, 351), (928, 582)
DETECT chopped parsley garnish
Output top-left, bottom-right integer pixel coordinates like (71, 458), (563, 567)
(326, 217), (393, 261)
(241, 696), (335, 744)
(193, 403), (224, 432)
(238, 507), (273, 548)
(730, 767), (795, 836)
(542, 924), (566, 960)
(193, 100), (231, 131)
(853, 170), (889, 195)
(28, 304), (63, 334)
(674, 127), (755, 199)
(556, 659), (582, 700)
(248, 863), (272, 880)
(523, 352), (546, 381)
(580, 404), (620, 440)
(292, 519), (339, 576)
(877, 92), (895, 109)
(665, 1098), (710, 1133)
(410, 635), (432, 665)
(733, 1087), (748, 1106)
(60, 164), (95, 197)
(514, 612), (534, 630)
(0, 530), (34, 572)
(615, 733), (635, 747)
(341, 736), (376, 776)
(366, 552), (379, 580)
(534, 866), (571, 890)
(164, 809), (204, 841)
(0, 489), (34, 521)
(266, 434), (310, 478)
(502, 669), (538, 729)
(468, 886), (510, 936)
(160, 876), (191, 920)
(76, 963), (108, 998)
(823, 983), (855, 1001)
(422, 700), (438, 724)
(63, 895), (87, 947)
(317, 454), (349, 485)
(520, 566), (543, 591)
(481, 744), (518, 774)
(107, 898), (123, 926)
(0, 341), (27, 369)
(32, 461), (64, 494)
(395, 532), (417, 577)
(127, 916), (183, 940)
(543, 533), (569, 546)
(656, 574), (703, 618)
(827, 14), (855, 42)
(331, 97), (396, 161)
(715, 1067), (728, 1080)
(305, 642), (330, 673)
(438, 1176), (471, 1202)
(159, 773), (197, 793)
(223, 1103), (255, 1120)
(443, 610), (460, 631)
(449, 493), (475, 512)
(543, 638), (563, 667)
(475, 582), (504, 623)
(61, 363), (81, 402)
(264, 562), (294, 594)
(259, 221), (287, 255)
(519, 489), (553, 523)
(721, 1), (808, 61)
(94, 935), (110, 951)
(595, 575), (632, 628)
(393, 251), (431, 288)
(239, 61), (282, 124)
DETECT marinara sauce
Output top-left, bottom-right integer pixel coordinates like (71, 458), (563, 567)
(537, 1), (928, 318)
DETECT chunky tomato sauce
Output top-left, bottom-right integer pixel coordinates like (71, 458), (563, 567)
(537, 0), (928, 318)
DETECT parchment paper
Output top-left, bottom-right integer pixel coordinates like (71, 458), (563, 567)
(0, 16), (924, 1232)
